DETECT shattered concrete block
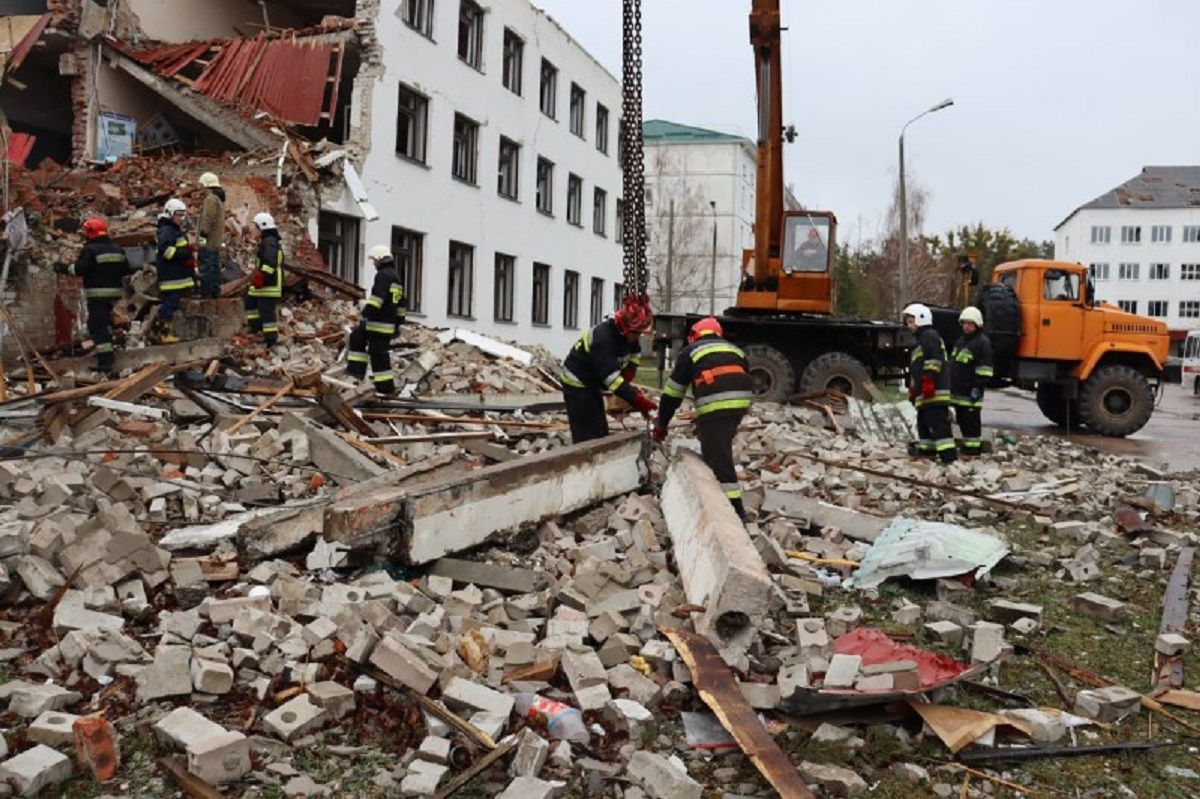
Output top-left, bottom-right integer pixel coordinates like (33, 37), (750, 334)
(1073, 685), (1141, 723)
(924, 601), (977, 627)
(9, 683), (82, 719)
(154, 707), (225, 748)
(825, 605), (863, 638)
(1072, 592), (1128, 622)
(891, 762), (930, 785)
(986, 599), (1043, 625)
(970, 622), (1006, 663)
(136, 647), (194, 703)
(798, 761), (868, 797)
(509, 728), (550, 778)
(191, 658), (234, 694)
(1000, 708), (1067, 743)
(796, 618), (831, 659)
(891, 600), (922, 626)
(263, 694), (327, 742)
(1009, 617), (1040, 635)
(736, 681), (781, 710)
(823, 654), (862, 689)
(496, 776), (561, 799)
(187, 729), (251, 785)
(370, 634), (437, 694)
(626, 750), (702, 799)
(778, 663), (809, 699)
(417, 736), (451, 765)
(811, 723), (865, 748)
(924, 620), (964, 646)
(306, 681), (356, 720)
(1156, 633), (1190, 656)
(442, 676), (515, 719)
(400, 759), (448, 796)
(27, 711), (80, 747)
(0, 744), (73, 796)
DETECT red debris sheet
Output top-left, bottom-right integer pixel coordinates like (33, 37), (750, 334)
(118, 34), (344, 127)
(5, 13), (50, 75)
(5, 132), (36, 167)
(832, 627), (971, 689)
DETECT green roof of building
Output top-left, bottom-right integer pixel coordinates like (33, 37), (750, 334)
(642, 119), (745, 142)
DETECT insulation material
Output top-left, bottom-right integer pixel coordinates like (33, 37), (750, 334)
(846, 517), (1009, 589)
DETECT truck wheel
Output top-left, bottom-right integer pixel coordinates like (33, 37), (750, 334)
(1078, 364), (1154, 437)
(799, 352), (871, 398)
(745, 344), (795, 402)
(1035, 383), (1080, 428)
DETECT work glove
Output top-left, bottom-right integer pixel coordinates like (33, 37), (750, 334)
(621, 364), (638, 384)
(920, 374), (936, 399)
(969, 387), (983, 402)
(198, 236), (207, 248)
(652, 425), (667, 443)
(251, 270), (266, 289)
(630, 392), (658, 418)
(52, 262), (69, 275)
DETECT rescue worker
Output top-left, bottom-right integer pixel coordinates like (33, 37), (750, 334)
(53, 217), (133, 375)
(153, 198), (195, 344)
(652, 317), (754, 519)
(196, 172), (226, 298)
(347, 244), (406, 395)
(560, 297), (657, 444)
(949, 306), (994, 456)
(246, 212), (284, 348)
(903, 302), (957, 464)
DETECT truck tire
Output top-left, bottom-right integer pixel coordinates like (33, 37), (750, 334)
(1078, 364), (1154, 437)
(799, 352), (871, 398)
(745, 344), (795, 402)
(1035, 383), (1080, 428)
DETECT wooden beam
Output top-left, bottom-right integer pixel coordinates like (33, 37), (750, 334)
(225, 380), (293, 435)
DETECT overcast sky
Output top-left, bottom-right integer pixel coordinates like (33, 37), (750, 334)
(532, 0), (1200, 245)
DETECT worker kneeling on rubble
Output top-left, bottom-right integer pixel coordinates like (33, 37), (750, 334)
(950, 306), (994, 457)
(347, 244), (406, 395)
(560, 297), (657, 444)
(196, 172), (226, 299)
(246, 212), (284, 348)
(53, 217), (133, 375)
(153, 198), (195, 344)
(653, 317), (754, 520)
(904, 302), (957, 464)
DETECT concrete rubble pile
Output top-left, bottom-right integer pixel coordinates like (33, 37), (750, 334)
(0, 333), (1196, 796)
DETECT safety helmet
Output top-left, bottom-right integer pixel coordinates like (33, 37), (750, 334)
(901, 302), (933, 327)
(368, 244), (393, 263)
(687, 316), (723, 344)
(959, 306), (984, 327)
(253, 212), (277, 231)
(199, 172), (220, 188)
(163, 198), (187, 217)
(81, 217), (108, 240)
(613, 295), (653, 336)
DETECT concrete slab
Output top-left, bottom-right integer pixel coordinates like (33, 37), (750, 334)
(279, 412), (385, 486)
(760, 491), (890, 543)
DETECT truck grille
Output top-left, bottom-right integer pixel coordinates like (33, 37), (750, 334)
(1106, 323), (1161, 334)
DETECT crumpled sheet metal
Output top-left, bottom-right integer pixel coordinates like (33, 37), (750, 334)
(845, 517), (1009, 589)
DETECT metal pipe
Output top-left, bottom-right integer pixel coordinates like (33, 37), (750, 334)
(898, 98), (953, 305)
(708, 200), (717, 314)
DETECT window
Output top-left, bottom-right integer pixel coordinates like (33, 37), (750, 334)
(569, 83), (585, 137)
(644, 186), (654, 209)
(616, 199), (624, 244)
(1184, 226), (1200, 243)
(502, 29), (523, 95)
(567, 174), (582, 226)
(1152, 225), (1172, 244)
(593, 188), (607, 235)
(396, 85), (429, 164)
(595, 105), (609, 154)
(1182, 301), (1200, 319)
(590, 278), (604, 326)
(1042, 270), (1079, 301)
(494, 254), (515, 322)
(1150, 262), (1170, 280)
(447, 241), (474, 318)
(539, 59), (557, 118)
(1121, 225), (1142, 244)
(1147, 300), (1169, 317)
(532, 263), (550, 325)
(1117, 300), (1138, 314)
(536, 157), (554, 214)
(317, 212), (361, 286)
(391, 227), (424, 313)
(563, 270), (580, 328)
(452, 114), (479, 184)
(1183, 264), (1200, 281)
(613, 282), (624, 311)
(402, 0), (434, 37)
(1090, 226), (1111, 244)
(1089, 262), (1110, 281)
(458, 0), (483, 69)
(497, 137), (520, 200)
(617, 118), (625, 169)
(1118, 262), (1139, 281)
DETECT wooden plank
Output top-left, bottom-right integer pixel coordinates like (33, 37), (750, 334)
(433, 736), (516, 799)
(317, 383), (374, 436)
(158, 755), (225, 799)
(365, 432), (493, 445)
(333, 429), (407, 469)
(662, 628), (814, 799)
(37, 378), (124, 404)
(1156, 689), (1200, 712)
(226, 380), (293, 435)
(1154, 546), (1195, 689)
(362, 412), (565, 430)
(68, 362), (171, 432)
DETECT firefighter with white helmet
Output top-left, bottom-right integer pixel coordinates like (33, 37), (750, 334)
(196, 172), (225, 298)
(346, 244), (406, 394)
(153, 198), (194, 344)
(949, 306), (994, 456)
(903, 302), (956, 463)
(246, 212), (284, 348)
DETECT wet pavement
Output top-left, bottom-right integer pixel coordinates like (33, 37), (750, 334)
(984, 384), (1200, 474)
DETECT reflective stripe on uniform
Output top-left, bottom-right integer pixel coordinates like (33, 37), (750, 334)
(559, 367), (586, 389)
(663, 378), (687, 399)
(364, 322), (395, 335)
(975, 366), (994, 377)
(365, 296), (383, 309)
(923, 360), (942, 372)
(951, 396), (983, 408)
(720, 482), (742, 499)
(262, 323), (279, 333)
(694, 390), (754, 415)
(690, 343), (745, 362)
(160, 278), (194, 291)
(347, 351), (369, 363)
(954, 349), (974, 363)
(934, 438), (957, 452)
(372, 371), (394, 383)
(604, 370), (625, 392)
(95, 343), (114, 353)
(85, 288), (123, 299)
(95, 254), (126, 264)
(246, 310), (261, 320)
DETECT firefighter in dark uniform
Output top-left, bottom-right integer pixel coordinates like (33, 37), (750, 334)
(246, 212), (284, 348)
(54, 217), (133, 374)
(950, 306), (994, 456)
(653, 317), (754, 519)
(560, 297), (657, 443)
(153, 198), (195, 344)
(904, 302), (957, 464)
(347, 244), (406, 395)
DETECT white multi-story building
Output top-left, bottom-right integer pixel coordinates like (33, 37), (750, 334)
(325, 0), (627, 355)
(1055, 166), (1200, 345)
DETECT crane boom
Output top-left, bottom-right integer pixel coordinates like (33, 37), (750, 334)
(749, 0), (784, 286)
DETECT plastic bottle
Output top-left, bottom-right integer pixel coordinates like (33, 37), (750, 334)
(513, 693), (590, 743)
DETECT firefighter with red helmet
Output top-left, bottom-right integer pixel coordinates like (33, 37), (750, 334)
(560, 296), (657, 443)
(53, 217), (133, 374)
(653, 317), (754, 519)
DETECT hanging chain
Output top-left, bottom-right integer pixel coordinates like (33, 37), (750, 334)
(621, 0), (648, 299)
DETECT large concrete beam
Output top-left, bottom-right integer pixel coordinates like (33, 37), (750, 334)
(50, 338), (223, 376)
(325, 431), (648, 563)
(662, 450), (773, 666)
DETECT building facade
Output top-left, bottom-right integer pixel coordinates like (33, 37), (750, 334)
(1055, 166), (1200, 343)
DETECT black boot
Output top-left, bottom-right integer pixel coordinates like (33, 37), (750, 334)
(730, 497), (747, 521)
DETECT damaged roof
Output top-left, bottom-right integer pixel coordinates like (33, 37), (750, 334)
(1055, 165), (1200, 230)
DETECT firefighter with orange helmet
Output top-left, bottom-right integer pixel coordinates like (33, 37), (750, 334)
(653, 316), (754, 519)
(53, 217), (133, 374)
(560, 296), (657, 443)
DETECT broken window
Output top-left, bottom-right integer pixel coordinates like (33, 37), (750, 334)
(532, 263), (551, 325)
(448, 241), (475, 318)
(402, 0), (435, 37)
(452, 113), (479, 184)
(536, 157), (554, 215)
(396, 84), (429, 164)
(569, 83), (586, 138)
(458, 0), (484, 69)
(593, 188), (606, 235)
(494, 254), (516, 322)
(498, 137), (520, 200)
(596, 104), (609, 154)
(392, 227), (424, 314)
(503, 28), (524, 95)
(563, 270), (580, 329)
(540, 59), (557, 119)
(590, 277), (605, 327)
(567, 174), (583, 226)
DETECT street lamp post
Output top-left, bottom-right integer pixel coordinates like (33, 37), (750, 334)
(898, 97), (954, 304)
(708, 200), (717, 315)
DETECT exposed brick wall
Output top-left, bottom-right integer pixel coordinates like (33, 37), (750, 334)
(2, 266), (62, 362)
